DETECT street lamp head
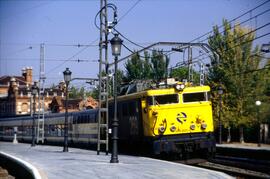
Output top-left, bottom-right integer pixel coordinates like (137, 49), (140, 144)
(261, 43), (270, 53)
(31, 81), (39, 95)
(255, 100), (261, 106)
(217, 86), (223, 95)
(63, 68), (72, 84)
(110, 34), (123, 57)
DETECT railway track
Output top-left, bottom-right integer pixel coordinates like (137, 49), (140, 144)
(174, 156), (270, 178)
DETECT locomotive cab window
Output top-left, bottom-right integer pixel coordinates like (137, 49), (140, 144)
(147, 94), (179, 106)
(183, 92), (208, 103)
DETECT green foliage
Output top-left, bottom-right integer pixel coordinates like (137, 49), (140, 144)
(126, 52), (144, 81)
(69, 86), (88, 99)
(142, 51), (152, 79)
(170, 66), (200, 84)
(88, 88), (99, 100)
(124, 50), (169, 83)
(91, 69), (125, 99)
(208, 19), (270, 131)
(150, 50), (170, 83)
(90, 87), (99, 100)
(125, 51), (152, 81)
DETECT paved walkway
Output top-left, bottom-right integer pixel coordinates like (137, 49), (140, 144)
(0, 142), (232, 179)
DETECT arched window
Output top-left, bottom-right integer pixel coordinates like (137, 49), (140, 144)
(22, 103), (28, 113)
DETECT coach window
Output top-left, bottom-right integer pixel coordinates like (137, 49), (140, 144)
(87, 115), (90, 123)
(182, 92), (208, 103)
(82, 116), (86, 123)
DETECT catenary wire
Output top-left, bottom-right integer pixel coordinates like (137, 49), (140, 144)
(164, 0), (270, 58)
(118, 0), (142, 23)
(189, 22), (270, 63)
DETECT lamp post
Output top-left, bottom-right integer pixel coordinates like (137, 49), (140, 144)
(31, 81), (39, 147)
(255, 100), (262, 147)
(63, 68), (72, 152)
(218, 86), (223, 144)
(110, 34), (123, 163)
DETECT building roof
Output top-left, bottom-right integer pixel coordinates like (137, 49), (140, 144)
(0, 76), (27, 86)
(0, 94), (8, 98)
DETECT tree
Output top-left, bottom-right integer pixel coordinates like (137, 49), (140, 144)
(171, 66), (200, 84)
(150, 50), (169, 84)
(124, 50), (169, 84)
(69, 86), (88, 99)
(91, 69), (125, 99)
(208, 19), (270, 143)
(142, 51), (152, 79)
(125, 51), (151, 81)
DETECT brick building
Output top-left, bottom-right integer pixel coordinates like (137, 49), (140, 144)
(0, 67), (64, 117)
(0, 67), (98, 117)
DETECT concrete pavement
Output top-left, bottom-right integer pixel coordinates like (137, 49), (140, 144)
(0, 142), (233, 179)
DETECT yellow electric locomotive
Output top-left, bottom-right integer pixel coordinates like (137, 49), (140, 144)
(113, 80), (215, 157)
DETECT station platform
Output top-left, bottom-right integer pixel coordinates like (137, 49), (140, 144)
(216, 142), (270, 151)
(0, 142), (232, 179)
(216, 142), (270, 161)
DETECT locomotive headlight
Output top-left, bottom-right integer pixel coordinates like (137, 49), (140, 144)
(201, 123), (207, 130)
(158, 126), (165, 133)
(190, 124), (196, 130)
(175, 84), (185, 91)
(170, 125), (176, 132)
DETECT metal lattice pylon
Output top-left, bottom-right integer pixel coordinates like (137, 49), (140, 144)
(37, 43), (45, 144)
(97, 0), (109, 155)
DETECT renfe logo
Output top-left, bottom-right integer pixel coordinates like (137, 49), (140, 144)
(176, 112), (187, 124)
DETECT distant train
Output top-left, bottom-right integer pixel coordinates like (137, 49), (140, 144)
(0, 110), (98, 144)
(0, 81), (216, 158)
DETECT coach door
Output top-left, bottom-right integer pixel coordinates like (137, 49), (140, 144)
(118, 99), (140, 140)
(128, 100), (140, 138)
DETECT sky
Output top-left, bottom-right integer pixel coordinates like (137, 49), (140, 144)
(0, 0), (269, 88)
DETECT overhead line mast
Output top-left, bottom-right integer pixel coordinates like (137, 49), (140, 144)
(37, 43), (45, 144)
(97, 0), (109, 155)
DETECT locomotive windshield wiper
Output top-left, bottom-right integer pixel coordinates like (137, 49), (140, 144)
(154, 99), (160, 107)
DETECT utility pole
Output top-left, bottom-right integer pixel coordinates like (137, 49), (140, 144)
(37, 43), (45, 144)
(199, 62), (204, 86)
(97, 0), (110, 155)
(188, 46), (193, 83)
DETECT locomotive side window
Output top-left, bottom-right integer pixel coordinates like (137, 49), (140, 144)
(147, 94), (179, 106)
(183, 92), (208, 103)
(147, 97), (154, 106)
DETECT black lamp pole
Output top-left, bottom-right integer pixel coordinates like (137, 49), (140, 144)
(110, 34), (123, 163)
(31, 81), (38, 147)
(218, 86), (223, 144)
(63, 68), (72, 152)
(255, 101), (262, 147)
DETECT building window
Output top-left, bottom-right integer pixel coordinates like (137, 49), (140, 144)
(22, 103), (28, 113)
